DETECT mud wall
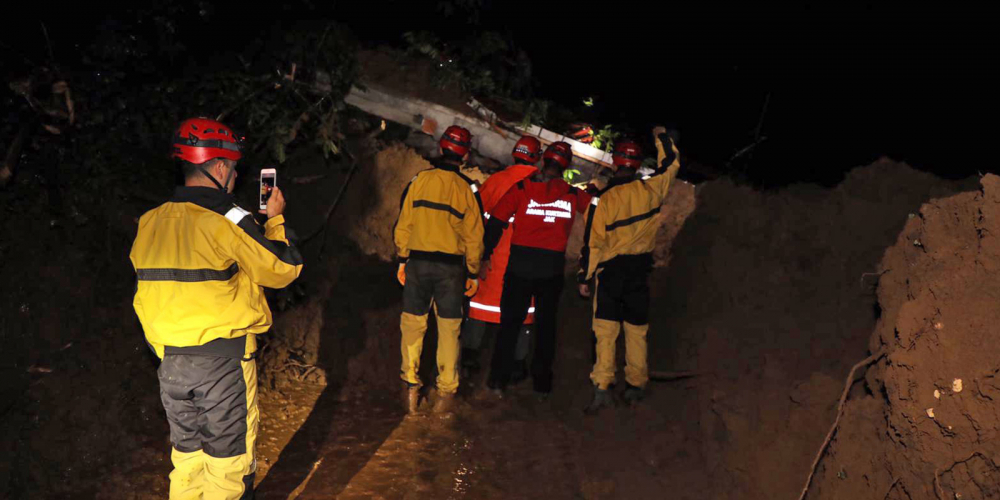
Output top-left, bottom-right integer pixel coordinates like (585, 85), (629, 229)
(809, 174), (1000, 500)
(649, 159), (976, 499)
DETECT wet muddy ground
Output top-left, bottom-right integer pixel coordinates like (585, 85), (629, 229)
(100, 275), (709, 500)
(253, 374), (705, 499)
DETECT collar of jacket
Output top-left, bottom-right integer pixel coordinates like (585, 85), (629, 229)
(430, 158), (462, 172)
(171, 186), (235, 213)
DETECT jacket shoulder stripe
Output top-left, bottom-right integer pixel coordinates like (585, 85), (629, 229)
(137, 263), (239, 282)
(413, 199), (465, 219)
(606, 206), (660, 231)
(225, 206), (251, 224)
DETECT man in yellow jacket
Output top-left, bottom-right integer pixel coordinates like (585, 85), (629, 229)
(579, 126), (680, 414)
(130, 117), (303, 499)
(394, 125), (484, 414)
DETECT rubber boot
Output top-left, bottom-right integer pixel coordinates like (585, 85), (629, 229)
(433, 391), (455, 414)
(404, 383), (420, 414)
(622, 384), (644, 405)
(583, 387), (615, 415)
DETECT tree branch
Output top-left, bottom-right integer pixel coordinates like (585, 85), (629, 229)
(798, 348), (888, 500)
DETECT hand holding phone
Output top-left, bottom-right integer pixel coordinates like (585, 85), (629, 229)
(259, 168), (276, 214)
(265, 186), (286, 219)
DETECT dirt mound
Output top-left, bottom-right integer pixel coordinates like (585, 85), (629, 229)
(651, 159), (976, 499)
(807, 174), (1000, 500)
(343, 143), (495, 262)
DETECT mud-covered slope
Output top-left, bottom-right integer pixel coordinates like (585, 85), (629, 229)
(649, 159), (976, 499)
(809, 174), (1000, 500)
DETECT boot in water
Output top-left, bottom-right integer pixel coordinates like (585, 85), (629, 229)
(434, 391), (455, 414)
(404, 383), (420, 414)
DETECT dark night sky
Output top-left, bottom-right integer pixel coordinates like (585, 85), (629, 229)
(6, 2), (995, 185)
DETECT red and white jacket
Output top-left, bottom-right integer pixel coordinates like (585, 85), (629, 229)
(484, 178), (591, 279)
(468, 164), (538, 323)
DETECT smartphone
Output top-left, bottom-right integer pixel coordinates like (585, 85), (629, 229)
(259, 168), (276, 211)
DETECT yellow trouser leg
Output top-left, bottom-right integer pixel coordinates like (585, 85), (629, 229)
(590, 319), (621, 390)
(169, 448), (206, 500)
(400, 312), (429, 386)
(623, 322), (649, 388)
(435, 317), (462, 394)
(203, 359), (258, 500)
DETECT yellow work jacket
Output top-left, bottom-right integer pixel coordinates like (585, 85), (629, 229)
(579, 134), (681, 281)
(130, 186), (303, 358)
(394, 159), (484, 276)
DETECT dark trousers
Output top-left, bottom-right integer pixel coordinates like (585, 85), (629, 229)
(594, 256), (652, 325)
(402, 258), (466, 319)
(158, 353), (257, 499)
(489, 272), (564, 392)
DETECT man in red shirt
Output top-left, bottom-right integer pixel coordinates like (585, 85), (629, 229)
(461, 136), (542, 383)
(482, 140), (590, 397)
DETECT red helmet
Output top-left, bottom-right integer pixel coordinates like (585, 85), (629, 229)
(171, 117), (243, 164)
(439, 125), (472, 157)
(512, 135), (542, 164)
(542, 141), (572, 170)
(612, 139), (643, 170)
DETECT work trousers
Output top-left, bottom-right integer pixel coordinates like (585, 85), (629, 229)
(400, 258), (465, 394)
(489, 272), (564, 393)
(158, 352), (258, 500)
(589, 256), (652, 390)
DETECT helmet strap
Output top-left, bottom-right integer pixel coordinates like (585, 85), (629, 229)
(198, 162), (228, 192)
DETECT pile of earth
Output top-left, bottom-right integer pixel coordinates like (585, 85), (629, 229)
(807, 174), (1000, 500)
(648, 159), (976, 499)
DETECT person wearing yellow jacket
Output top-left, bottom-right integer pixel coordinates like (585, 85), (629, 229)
(578, 126), (681, 414)
(130, 117), (303, 499)
(394, 125), (484, 414)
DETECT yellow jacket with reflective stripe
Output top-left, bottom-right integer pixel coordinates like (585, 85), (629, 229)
(394, 160), (484, 275)
(580, 134), (681, 281)
(130, 186), (303, 358)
